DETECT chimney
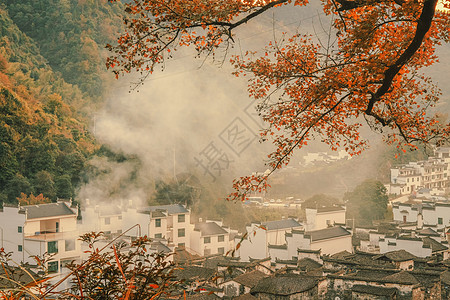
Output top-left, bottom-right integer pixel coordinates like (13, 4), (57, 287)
(417, 213), (423, 230)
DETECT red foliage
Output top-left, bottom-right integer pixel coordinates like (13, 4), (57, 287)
(107, 0), (450, 200)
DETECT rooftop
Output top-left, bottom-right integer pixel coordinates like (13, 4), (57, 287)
(307, 226), (351, 242)
(24, 202), (76, 219)
(251, 274), (318, 296)
(261, 219), (302, 231)
(139, 204), (188, 215)
(233, 270), (267, 288)
(194, 222), (227, 237)
(379, 250), (417, 262)
(351, 285), (397, 297)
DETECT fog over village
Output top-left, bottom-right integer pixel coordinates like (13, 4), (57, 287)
(1, 1), (450, 299)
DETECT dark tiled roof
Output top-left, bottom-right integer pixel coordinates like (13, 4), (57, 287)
(268, 244), (287, 250)
(422, 237), (448, 252)
(234, 294), (258, 300)
(251, 275), (317, 295)
(374, 250), (416, 262)
(418, 228), (440, 237)
(297, 258), (322, 271)
(297, 248), (321, 254)
(184, 293), (221, 300)
(233, 270), (267, 288)
(25, 202), (76, 219)
(139, 204), (188, 215)
(151, 210), (166, 218)
(307, 226), (351, 242)
(0, 267), (40, 288)
(330, 250), (352, 260)
(351, 285), (397, 297)
(150, 241), (171, 253)
(441, 270), (450, 285)
(383, 271), (419, 285)
(262, 219), (301, 231)
(194, 222), (227, 237)
(174, 266), (215, 281)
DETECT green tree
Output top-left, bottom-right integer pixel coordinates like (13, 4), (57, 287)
(55, 174), (73, 199)
(344, 179), (389, 225)
(154, 179), (195, 206)
(34, 170), (56, 201)
(5, 174), (33, 203)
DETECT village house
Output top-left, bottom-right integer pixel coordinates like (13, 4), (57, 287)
(79, 201), (123, 235)
(392, 201), (450, 229)
(389, 147), (450, 195)
(268, 226), (352, 262)
(305, 206), (346, 231)
(0, 201), (80, 274)
(236, 219), (302, 261)
(122, 204), (192, 249)
(218, 270), (267, 298)
(190, 220), (231, 256)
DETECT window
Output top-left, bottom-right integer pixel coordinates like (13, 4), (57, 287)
(155, 219), (161, 228)
(48, 241), (58, 254)
(438, 217), (443, 225)
(178, 214), (185, 223)
(155, 233), (162, 238)
(218, 247), (225, 254)
(18, 245), (22, 252)
(218, 235), (225, 242)
(104, 217), (110, 225)
(204, 237), (211, 244)
(178, 228), (185, 237)
(17, 226), (22, 233)
(118, 215), (122, 220)
(65, 240), (75, 252)
(204, 249), (211, 256)
(178, 243), (185, 248)
(48, 261), (58, 273)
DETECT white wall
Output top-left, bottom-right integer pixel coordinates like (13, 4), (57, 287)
(311, 235), (352, 255)
(236, 225), (267, 261)
(0, 207), (26, 263)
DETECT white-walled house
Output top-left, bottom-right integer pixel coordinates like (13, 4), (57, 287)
(122, 204), (192, 249)
(378, 235), (449, 259)
(190, 220), (231, 256)
(392, 201), (450, 229)
(0, 201), (81, 274)
(80, 204), (123, 235)
(236, 219), (303, 261)
(305, 206), (346, 231)
(389, 147), (450, 195)
(268, 226), (352, 261)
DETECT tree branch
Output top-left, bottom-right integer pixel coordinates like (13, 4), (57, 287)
(365, 0), (438, 117)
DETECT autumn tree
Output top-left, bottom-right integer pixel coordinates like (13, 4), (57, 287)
(107, 0), (450, 200)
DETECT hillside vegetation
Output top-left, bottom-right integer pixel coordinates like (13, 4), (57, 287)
(0, 1), (123, 203)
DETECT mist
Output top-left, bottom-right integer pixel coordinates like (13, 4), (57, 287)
(77, 2), (450, 216)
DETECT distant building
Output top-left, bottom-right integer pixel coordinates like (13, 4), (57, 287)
(389, 147), (450, 195)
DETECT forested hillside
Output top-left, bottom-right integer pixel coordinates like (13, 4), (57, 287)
(0, 1), (124, 204)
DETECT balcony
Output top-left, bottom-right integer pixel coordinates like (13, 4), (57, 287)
(24, 230), (78, 241)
